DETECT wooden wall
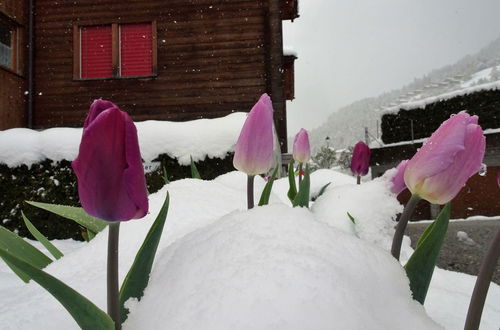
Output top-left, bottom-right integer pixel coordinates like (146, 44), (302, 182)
(33, 0), (289, 149)
(0, 70), (26, 129)
(0, 0), (27, 130)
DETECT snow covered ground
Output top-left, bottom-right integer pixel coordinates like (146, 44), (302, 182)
(0, 170), (498, 329)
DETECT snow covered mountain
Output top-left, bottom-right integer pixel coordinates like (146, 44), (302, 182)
(306, 36), (500, 152)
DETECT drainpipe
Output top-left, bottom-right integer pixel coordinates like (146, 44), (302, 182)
(27, 0), (34, 128)
(267, 0), (286, 152)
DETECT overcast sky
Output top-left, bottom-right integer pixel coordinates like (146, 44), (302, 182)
(283, 0), (500, 135)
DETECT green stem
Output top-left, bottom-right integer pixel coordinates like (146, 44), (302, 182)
(356, 175), (361, 185)
(247, 175), (255, 209)
(107, 223), (121, 330)
(464, 228), (500, 330)
(391, 194), (420, 260)
(298, 163), (303, 185)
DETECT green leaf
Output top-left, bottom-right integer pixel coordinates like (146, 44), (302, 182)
(0, 247), (114, 330)
(315, 182), (331, 200)
(347, 212), (356, 224)
(287, 160), (297, 203)
(162, 166), (170, 185)
(416, 217), (436, 249)
(190, 156), (201, 179)
(26, 201), (107, 234)
(292, 164), (310, 208)
(404, 203), (451, 304)
(120, 192), (170, 324)
(22, 211), (64, 260)
(258, 167), (279, 206)
(0, 225), (52, 282)
(81, 230), (91, 243)
(87, 230), (96, 241)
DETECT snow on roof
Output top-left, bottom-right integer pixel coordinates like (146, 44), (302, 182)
(0, 112), (246, 168)
(380, 80), (500, 115)
(283, 46), (298, 57)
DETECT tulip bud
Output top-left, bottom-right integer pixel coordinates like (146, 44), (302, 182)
(404, 112), (485, 205)
(350, 141), (371, 176)
(293, 129), (311, 163)
(233, 94), (274, 176)
(72, 100), (149, 222)
(390, 160), (409, 195)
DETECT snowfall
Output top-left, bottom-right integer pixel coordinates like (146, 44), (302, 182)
(0, 116), (499, 329)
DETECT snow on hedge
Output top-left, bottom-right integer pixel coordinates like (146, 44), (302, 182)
(0, 112), (246, 168)
(381, 80), (500, 115)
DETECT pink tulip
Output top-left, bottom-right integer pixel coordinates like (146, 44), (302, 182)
(72, 100), (149, 222)
(404, 112), (485, 205)
(350, 141), (371, 176)
(390, 160), (409, 195)
(233, 93), (274, 176)
(497, 170), (500, 187)
(293, 129), (311, 163)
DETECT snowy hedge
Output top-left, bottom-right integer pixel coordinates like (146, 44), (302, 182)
(0, 113), (246, 240)
(0, 154), (234, 240)
(381, 88), (500, 144)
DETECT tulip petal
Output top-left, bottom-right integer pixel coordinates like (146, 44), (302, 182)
(73, 106), (148, 222)
(417, 123), (485, 204)
(390, 160), (409, 195)
(84, 99), (117, 129)
(404, 113), (476, 191)
(293, 129), (311, 163)
(123, 115), (149, 219)
(350, 142), (371, 176)
(233, 94), (274, 175)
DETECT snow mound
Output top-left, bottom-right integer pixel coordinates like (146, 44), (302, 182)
(312, 176), (403, 251)
(125, 204), (440, 330)
(272, 168), (356, 205)
(0, 113), (246, 167)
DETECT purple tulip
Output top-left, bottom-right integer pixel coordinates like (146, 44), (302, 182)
(404, 112), (485, 205)
(72, 100), (149, 222)
(293, 129), (311, 163)
(350, 141), (371, 176)
(390, 160), (409, 195)
(233, 93), (274, 176)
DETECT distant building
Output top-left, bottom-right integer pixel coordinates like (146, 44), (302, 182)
(0, 0), (299, 151)
(371, 85), (500, 219)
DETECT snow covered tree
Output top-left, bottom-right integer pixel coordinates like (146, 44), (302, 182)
(311, 146), (336, 170)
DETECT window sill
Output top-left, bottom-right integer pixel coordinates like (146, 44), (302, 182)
(0, 65), (23, 78)
(73, 74), (158, 82)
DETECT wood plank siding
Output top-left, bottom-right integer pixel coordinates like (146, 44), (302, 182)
(33, 0), (290, 150)
(0, 0), (27, 130)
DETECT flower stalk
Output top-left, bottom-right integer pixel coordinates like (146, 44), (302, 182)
(247, 175), (255, 209)
(298, 163), (303, 185)
(464, 228), (500, 330)
(107, 222), (121, 330)
(391, 194), (421, 260)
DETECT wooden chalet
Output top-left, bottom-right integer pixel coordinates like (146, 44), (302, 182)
(0, 0), (299, 151)
(371, 88), (500, 220)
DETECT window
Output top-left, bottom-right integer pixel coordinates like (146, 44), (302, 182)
(0, 18), (17, 71)
(75, 22), (156, 79)
(81, 25), (113, 79)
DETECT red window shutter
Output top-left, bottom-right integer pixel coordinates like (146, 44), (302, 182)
(80, 25), (112, 79)
(120, 23), (153, 77)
